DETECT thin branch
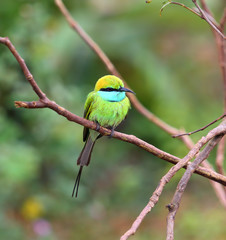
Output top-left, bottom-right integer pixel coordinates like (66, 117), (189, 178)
(15, 101), (46, 108)
(172, 113), (226, 138)
(0, 36), (225, 186)
(120, 123), (226, 240)
(166, 133), (225, 240)
(160, 1), (202, 18)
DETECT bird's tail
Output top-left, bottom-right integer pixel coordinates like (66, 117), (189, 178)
(77, 136), (96, 166)
(72, 136), (96, 198)
(72, 166), (83, 198)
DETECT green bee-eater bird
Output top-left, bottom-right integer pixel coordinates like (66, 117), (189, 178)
(72, 75), (135, 197)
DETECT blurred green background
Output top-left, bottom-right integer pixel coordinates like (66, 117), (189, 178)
(0, 0), (225, 239)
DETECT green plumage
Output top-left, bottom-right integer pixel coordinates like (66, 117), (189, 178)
(72, 75), (134, 198)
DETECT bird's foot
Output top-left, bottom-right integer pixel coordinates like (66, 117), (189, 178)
(108, 128), (115, 138)
(95, 122), (100, 131)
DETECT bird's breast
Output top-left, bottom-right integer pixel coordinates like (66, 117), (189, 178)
(88, 95), (130, 128)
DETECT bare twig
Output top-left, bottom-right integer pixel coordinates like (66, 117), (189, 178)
(120, 123), (226, 240)
(1, 36), (224, 185)
(160, 1), (201, 18)
(166, 132), (225, 240)
(172, 113), (226, 138)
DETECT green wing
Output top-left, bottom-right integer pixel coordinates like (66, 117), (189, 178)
(83, 92), (94, 142)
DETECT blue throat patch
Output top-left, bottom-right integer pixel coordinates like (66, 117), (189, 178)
(98, 91), (126, 102)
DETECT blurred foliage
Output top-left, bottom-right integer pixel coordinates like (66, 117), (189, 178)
(0, 0), (225, 239)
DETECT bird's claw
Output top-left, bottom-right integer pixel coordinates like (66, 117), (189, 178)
(108, 128), (115, 138)
(96, 122), (100, 131)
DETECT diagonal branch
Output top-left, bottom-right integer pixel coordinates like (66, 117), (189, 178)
(160, 1), (202, 18)
(173, 113), (226, 137)
(166, 131), (225, 240)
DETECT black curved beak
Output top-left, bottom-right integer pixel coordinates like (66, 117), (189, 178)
(119, 87), (135, 95)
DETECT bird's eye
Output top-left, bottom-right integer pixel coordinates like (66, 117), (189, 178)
(100, 87), (115, 92)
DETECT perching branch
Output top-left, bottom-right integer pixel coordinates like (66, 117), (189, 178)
(166, 131), (225, 240)
(120, 122), (226, 240)
(0, 36), (225, 186)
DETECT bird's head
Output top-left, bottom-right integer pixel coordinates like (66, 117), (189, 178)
(94, 75), (135, 102)
(95, 75), (135, 93)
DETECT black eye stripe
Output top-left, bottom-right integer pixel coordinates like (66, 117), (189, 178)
(100, 87), (120, 92)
